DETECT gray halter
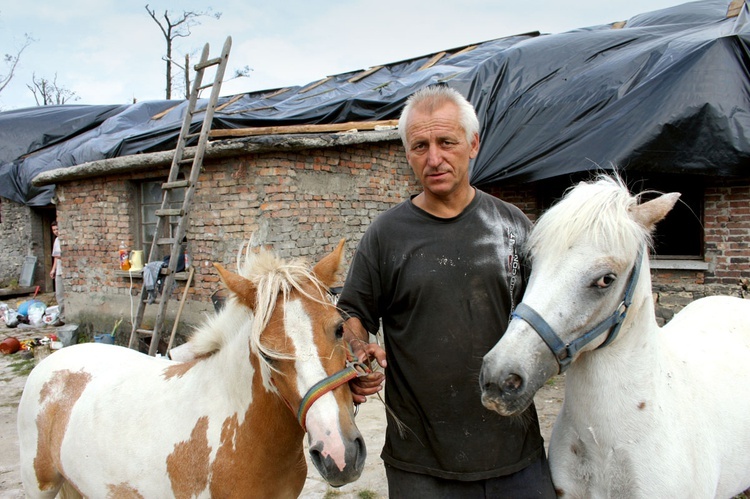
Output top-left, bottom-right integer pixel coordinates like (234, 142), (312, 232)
(511, 247), (644, 374)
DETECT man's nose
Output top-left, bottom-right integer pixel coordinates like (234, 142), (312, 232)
(426, 143), (442, 167)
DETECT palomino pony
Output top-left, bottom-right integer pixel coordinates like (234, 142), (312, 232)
(18, 239), (366, 498)
(480, 175), (750, 498)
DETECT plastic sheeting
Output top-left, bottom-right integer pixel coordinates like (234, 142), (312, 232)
(0, 0), (747, 206)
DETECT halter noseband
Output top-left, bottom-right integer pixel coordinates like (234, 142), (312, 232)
(295, 357), (370, 431)
(511, 247), (644, 374)
(271, 348), (371, 432)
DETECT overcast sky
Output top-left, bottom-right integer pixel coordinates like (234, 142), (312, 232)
(0, 0), (695, 110)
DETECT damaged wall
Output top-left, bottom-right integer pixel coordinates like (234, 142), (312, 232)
(0, 198), (49, 289)
(51, 139), (418, 339)
(41, 135), (750, 341)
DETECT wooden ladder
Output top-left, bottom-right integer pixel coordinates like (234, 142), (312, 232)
(128, 36), (232, 355)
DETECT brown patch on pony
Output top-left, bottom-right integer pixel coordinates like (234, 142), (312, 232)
(163, 360), (199, 380)
(208, 366), (307, 497)
(555, 487), (566, 496)
(33, 369), (92, 491)
(167, 416), (211, 499)
(638, 401), (646, 410)
(106, 483), (145, 498)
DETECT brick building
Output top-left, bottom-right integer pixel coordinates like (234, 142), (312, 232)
(31, 129), (750, 343)
(4, 0), (749, 340)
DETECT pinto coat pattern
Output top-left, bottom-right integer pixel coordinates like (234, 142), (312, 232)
(17, 239), (365, 498)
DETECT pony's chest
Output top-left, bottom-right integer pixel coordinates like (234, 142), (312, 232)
(551, 429), (641, 498)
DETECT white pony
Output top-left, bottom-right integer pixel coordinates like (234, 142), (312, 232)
(18, 239), (366, 498)
(480, 175), (750, 498)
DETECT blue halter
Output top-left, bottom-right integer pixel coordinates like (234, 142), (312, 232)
(511, 247), (644, 374)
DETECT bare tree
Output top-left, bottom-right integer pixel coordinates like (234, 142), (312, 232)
(145, 4), (221, 99)
(1, 33), (34, 95)
(27, 73), (79, 106)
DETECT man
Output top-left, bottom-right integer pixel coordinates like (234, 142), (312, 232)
(337, 86), (555, 497)
(50, 220), (64, 321)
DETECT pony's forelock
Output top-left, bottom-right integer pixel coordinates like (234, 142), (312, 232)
(190, 243), (333, 370)
(528, 175), (652, 261)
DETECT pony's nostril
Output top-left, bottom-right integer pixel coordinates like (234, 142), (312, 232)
(503, 373), (523, 393)
(309, 443), (323, 465)
(353, 435), (366, 468)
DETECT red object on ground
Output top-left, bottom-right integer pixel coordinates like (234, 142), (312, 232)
(0, 337), (21, 355)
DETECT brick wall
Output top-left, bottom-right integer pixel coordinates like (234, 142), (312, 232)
(55, 141), (418, 336)
(49, 140), (750, 337)
(704, 179), (750, 285)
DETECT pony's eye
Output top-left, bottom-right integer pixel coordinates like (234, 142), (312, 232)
(259, 350), (274, 364)
(335, 323), (344, 339)
(594, 274), (617, 289)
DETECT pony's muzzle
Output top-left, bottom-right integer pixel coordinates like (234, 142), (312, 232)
(309, 433), (366, 486)
(479, 363), (533, 416)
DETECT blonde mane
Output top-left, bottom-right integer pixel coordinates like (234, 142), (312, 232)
(528, 175), (652, 261)
(189, 244), (331, 360)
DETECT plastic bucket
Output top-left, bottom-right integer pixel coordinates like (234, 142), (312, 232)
(94, 334), (115, 345)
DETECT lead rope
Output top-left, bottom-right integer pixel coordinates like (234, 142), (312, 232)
(507, 227), (519, 322)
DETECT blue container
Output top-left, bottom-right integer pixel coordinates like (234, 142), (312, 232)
(94, 334), (115, 345)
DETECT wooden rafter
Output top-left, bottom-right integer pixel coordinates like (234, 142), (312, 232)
(418, 52), (446, 71)
(727, 0), (744, 17)
(208, 119), (398, 138)
(348, 66), (384, 83)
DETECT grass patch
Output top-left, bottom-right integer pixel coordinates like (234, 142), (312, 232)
(358, 490), (379, 499)
(323, 490), (341, 499)
(9, 356), (35, 377)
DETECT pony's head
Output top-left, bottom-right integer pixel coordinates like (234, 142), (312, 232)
(480, 175), (680, 416)
(211, 239), (366, 486)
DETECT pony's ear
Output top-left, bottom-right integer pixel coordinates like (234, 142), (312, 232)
(214, 263), (256, 311)
(312, 238), (346, 287)
(630, 192), (681, 231)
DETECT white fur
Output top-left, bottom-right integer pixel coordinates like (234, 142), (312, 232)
(481, 176), (750, 498)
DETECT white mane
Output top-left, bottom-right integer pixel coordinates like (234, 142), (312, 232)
(528, 175), (651, 261)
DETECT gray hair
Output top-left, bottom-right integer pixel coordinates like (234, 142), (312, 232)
(397, 86), (480, 147)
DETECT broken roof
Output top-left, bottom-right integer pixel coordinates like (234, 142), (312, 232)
(1, 0), (748, 206)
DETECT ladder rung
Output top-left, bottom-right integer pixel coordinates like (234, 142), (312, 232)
(156, 237), (176, 245)
(162, 180), (189, 190)
(136, 328), (154, 336)
(155, 208), (184, 217)
(185, 132), (202, 139)
(178, 158), (193, 165)
(196, 83), (214, 91)
(194, 57), (222, 70)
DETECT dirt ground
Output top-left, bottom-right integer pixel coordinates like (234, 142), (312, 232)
(0, 327), (564, 499)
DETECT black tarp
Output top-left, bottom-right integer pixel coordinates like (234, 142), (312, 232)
(0, 0), (747, 206)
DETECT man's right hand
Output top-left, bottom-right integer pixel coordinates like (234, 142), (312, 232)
(344, 317), (386, 404)
(349, 340), (386, 404)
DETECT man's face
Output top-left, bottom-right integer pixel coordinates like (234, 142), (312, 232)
(404, 101), (479, 199)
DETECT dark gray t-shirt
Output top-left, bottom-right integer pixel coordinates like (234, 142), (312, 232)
(338, 189), (544, 480)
